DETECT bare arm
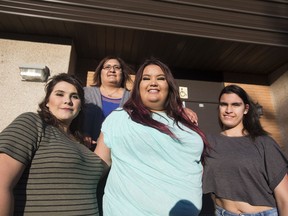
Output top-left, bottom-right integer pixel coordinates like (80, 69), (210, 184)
(94, 132), (112, 167)
(274, 174), (288, 216)
(0, 153), (25, 216)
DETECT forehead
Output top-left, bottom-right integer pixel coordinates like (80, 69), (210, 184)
(104, 59), (120, 65)
(52, 81), (77, 92)
(220, 93), (243, 103)
(142, 64), (164, 75)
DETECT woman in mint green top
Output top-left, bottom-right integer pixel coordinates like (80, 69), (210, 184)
(95, 58), (209, 216)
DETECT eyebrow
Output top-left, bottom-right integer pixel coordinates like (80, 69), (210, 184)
(219, 102), (243, 105)
(103, 64), (121, 67)
(142, 73), (165, 76)
(54, 89), (78, 94)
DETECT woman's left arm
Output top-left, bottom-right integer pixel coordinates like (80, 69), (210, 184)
(274, 174), (288, 215)
(94, 132), (112, 167)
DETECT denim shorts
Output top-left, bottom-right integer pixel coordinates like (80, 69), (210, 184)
(215, 205), (278, 216)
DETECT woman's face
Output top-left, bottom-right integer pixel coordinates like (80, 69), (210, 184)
(139, 64), (169, 111)
(219, 93), (249, 130)
(101, 59), (123, 86)
(46, 81), (81, 128)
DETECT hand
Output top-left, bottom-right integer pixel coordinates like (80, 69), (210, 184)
(84, 136), (97, 149)
(183, 108), (198, 125)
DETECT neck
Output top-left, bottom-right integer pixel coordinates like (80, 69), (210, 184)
(222, 127), (247, 137)
(100, 85), (123, 97)
(150, 109), (166, 113)
(59, 124), (77, 141)
(59, 123), (69, 133)
(101, 80), (121, 88)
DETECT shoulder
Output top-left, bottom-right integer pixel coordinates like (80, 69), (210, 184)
(83, 87), (101, 104)
(106, 108), (128, 118)
(255, 135), (281, 149)
(123, 89), (131, 100)
(206, 133), (222, 143)
(14, 112), (42, 123)
(1, 112), (44, 142)
(123, 89), (131, 95)
(256, 135), (276, 142)
(11, 112), (45, 130)
(84, 86), (100, 94)
(101, 109), (129, 133)
(103, 109), (128, 124)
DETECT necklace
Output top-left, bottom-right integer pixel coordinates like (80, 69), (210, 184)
(101, 86), (121, 97)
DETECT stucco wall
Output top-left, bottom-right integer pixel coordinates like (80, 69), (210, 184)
(0, 38), (73, 132)
(271, 70), (288, 155)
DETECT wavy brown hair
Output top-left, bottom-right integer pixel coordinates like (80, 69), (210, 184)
(92, 55), (133, 88)
(38, 73), (85, 143)
(123, 58), (209, 160)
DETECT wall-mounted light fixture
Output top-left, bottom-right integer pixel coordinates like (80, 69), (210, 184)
(255, 102), (264, 117)
(19, 65), (50, 82)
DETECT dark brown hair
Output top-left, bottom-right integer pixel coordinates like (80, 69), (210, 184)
(38, 73), (85, 143)
(218, 84), (268, 139)
(92, 55), (133, 88)
(124, 58), (209, 160)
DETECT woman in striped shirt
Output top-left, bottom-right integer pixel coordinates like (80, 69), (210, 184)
(0, 73), (103, 216)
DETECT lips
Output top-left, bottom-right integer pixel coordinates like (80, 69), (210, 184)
(222, 115), (235, 120)
(61, 108), (73, 111)
(148, 89), (159, 93)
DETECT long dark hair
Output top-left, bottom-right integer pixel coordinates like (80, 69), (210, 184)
(92, 55), (133, 88)
(124, 58), (209, 159)
(38, 73), (85, 143)
(219, 85), (268, 139)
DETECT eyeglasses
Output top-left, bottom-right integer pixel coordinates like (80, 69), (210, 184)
(102, 65), (122, 71)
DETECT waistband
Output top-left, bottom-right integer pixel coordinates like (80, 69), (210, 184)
(215, 205), (278, 216)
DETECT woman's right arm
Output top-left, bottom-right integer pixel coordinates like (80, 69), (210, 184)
(274, 174), (288, 216)
(0, 153), (25, 216)
(94, 132), (112, 167)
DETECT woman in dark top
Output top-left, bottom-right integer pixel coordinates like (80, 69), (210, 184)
(83, 56), (133, 150)
(203, 84), (288, 216)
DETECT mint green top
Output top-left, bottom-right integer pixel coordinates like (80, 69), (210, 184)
(101, 109), (204, 216)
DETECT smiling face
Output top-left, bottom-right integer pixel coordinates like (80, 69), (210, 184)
(46, 81), (81, 129)
(100, 59), (123, 86)
(139, 64), (169, 111)
(219, 93), (249, 131)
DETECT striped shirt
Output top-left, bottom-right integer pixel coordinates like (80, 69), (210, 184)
(0, 112), (103, 215)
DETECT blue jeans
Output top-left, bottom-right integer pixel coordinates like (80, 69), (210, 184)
(215, 205), (278, 216)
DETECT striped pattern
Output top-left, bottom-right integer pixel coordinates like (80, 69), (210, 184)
(0, 112), (103, 216)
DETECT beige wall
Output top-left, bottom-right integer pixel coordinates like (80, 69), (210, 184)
(0, 38), (73, 132)
(270, 70), (288, 155)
